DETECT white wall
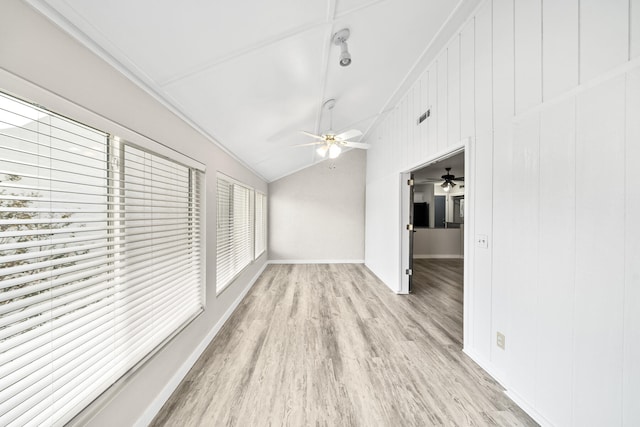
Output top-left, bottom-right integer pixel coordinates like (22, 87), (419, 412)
(364, 0), (640, 425)
(0, 2), (268, 425)
(268, 149), (365, 262)
(413, 228), (462, 258)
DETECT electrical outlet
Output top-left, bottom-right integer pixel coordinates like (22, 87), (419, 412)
(476, 234), (488, 248)
(497, 332), (505, 350)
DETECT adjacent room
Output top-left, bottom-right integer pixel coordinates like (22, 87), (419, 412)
(1, 0), (639, 426)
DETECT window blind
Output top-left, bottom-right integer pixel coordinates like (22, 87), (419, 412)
(0, 92), (204, 426)
(254, 192), (266, 258)
(216, 176), (253, 293)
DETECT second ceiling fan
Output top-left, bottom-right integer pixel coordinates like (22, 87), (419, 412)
(440, 167), (464, 192)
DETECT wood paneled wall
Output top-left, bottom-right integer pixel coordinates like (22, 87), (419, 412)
(364, 0), (640, 425)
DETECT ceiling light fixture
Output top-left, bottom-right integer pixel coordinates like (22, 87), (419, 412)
(441, 180), (456, 192)
(333, 29), (352, 67)
(316, 142), (342, 159)
(305, 98), (369, 160)
(316, 145), (329, 157)
(440, 167), (462, 193)
(329, 144), (342, 159)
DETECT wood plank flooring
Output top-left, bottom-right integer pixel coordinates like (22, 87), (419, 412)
(151, 261), (537, 426)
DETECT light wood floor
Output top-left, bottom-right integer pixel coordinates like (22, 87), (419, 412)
(151, 261), (537, 426)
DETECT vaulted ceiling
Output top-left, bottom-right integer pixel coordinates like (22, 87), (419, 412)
(28, 0), (477, 181)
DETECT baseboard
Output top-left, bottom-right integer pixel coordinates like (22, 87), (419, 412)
(505, 389), (554, 427)
(414, 255), (464, 259)
(267, 259), (365, 264)
(462, 347), (508, 388)
(463, 347), (554, 427)
(362, 262), (401, 294)
(135, 262), (269, 427)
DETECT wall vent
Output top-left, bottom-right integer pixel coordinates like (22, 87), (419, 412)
(417, 109), (430, 125)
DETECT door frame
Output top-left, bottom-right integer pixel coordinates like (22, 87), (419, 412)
(399, 138), (472, 345)
(400, 171), (415, 292)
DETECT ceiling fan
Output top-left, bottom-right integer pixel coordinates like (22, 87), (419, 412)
(440, 167), (464, 192)
(296, 99), (371, 159)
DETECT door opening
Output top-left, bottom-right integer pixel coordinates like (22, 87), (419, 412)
(400, 145), (468, 334)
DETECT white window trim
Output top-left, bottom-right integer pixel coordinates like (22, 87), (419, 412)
(216, 173), (266, 295)
(254, 191), (267, 259)
(0, 89), (206, 426)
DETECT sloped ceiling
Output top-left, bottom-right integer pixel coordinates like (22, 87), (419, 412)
(27, 0), (477, 182)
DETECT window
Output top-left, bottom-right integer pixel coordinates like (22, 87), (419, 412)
(254, 192), (266, 258)
(0, 92), (204, 426)
(216, 175), (255, 293)
(215, 176), (267, 293)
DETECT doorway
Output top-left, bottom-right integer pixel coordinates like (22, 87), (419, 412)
(401, 148), (467, 292)
(400, 143), (469, 345)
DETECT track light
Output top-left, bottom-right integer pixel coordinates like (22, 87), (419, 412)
(333, 29), (352, 67)
(339, 42), (351, 66)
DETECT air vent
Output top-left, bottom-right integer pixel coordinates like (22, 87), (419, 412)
(417, 109), (430, 125)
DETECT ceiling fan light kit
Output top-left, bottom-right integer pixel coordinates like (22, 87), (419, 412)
(328, 144), (342, 158)
(333, 29), (352, 67)
(316, 145), (329, 157)
(440, 167), (463, 192)
(441, 181), (455, 192)
(297, 97), (370, 159)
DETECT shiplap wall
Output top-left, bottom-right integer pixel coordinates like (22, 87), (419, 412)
(364, 0), (640, 425)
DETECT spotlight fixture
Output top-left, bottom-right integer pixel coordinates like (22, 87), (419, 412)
(332, 28), (352, 67)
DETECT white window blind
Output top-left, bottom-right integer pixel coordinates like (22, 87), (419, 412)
(254, 192), (266, 258)
(0, 92), (204, 426)
(216, 176), (254, 293)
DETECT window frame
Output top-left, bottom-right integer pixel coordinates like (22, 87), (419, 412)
(254, 191), (267, 259)
(0, 90), (206, 426)
(215, 173), (266, 295)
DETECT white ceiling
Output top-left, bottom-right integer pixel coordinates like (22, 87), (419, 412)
(29, 0), (471, 182)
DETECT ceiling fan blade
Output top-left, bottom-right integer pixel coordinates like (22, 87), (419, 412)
(453, 177), (465, 181)
(301, 131), (325, 140)
(335, 129), (362, 141)
(342, 141), (371, 149)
